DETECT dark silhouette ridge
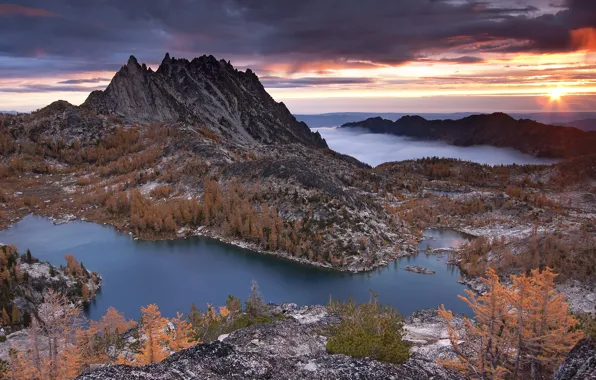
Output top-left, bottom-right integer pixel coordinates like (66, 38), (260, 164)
(342, 112), (596, 158)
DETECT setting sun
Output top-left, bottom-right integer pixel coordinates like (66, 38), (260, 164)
(549, 88), (564, 101)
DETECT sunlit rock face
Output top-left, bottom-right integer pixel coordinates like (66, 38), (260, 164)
(82, 53), (327, 149)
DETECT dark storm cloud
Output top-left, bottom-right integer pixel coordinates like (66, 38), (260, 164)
(0, 57), (123, 79)
(0, 0), (594, 77)
(58, 77), (110, 84)
(260, 76), (376, 88)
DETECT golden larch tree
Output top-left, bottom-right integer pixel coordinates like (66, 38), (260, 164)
(90, 306), (136, 362)
(167, 312), (196, 352)
(439, 267), (583, 380)
(439, 268), (512, 379)
(134, 304), (170, 365)
(520, 267), (583, 379)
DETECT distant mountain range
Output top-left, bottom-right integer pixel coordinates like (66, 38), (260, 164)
(560, 119), (596, 131)
(0, 111), (18, 115)
(341, 113), (596, 158)
(296, 112), (596, 131)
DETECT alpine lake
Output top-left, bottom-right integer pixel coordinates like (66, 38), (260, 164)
(0, 215), (474, 321)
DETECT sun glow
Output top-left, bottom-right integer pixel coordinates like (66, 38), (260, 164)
(549, 88), (564, 101)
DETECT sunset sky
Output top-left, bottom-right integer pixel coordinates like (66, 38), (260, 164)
(1, 0), (595, 113)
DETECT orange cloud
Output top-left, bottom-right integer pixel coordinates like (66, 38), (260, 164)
(571, 28), (596, 52)
(0, 3), (58, 17)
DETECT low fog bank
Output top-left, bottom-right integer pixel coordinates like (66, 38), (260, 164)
(314, 127), (559, 167)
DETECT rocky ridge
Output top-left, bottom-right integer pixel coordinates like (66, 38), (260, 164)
(0, 245), (101, 318)
(82, 54), (327, 148)
(76, 305), (465, 380)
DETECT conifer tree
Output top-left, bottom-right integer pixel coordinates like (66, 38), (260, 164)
(439, 267), (583, 379)
(246, 280), (265, 318)
(167, 312), (196, 352)
(521, 268), (583, 379)
(2, 308), (10, 325)
(225, 295), (242, 316)
(134, 304), (169, 365)
(11, 304), (20, 325)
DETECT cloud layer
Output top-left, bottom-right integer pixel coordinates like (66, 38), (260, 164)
(1, 1), (595, 72)
(315, 127), (559, 166)
(0, 0), (595, 111)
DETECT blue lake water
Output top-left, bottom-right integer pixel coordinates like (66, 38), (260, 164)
(0, 215), (472, 321)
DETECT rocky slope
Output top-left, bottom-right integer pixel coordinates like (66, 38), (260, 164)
(1, 100), (118, 143)
(74, 304), (596, 380)
(342, 113), (596, 158)
(76, 305), (465, 380)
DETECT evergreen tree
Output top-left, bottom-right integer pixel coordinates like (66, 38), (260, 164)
(225, 295), (242, 316)
(245, 280), (265, 318)
(10, 304), (20, 326)
(1, 308), (10, 325)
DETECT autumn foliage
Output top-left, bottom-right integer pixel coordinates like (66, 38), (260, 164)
(4, 285), (274, 379)
(439, 267), (583, 379)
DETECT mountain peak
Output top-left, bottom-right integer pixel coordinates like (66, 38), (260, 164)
(397, 115), (427, 123)
(127, 55), (139, 66)
(159, 53), (173, 75)
(82, 53), (327, 149)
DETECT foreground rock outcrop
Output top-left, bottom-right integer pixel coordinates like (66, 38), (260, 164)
(77, 305), (465, 380)
(554, 337), (596, 380)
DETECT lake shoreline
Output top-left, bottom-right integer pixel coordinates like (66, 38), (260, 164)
(1, 212), (419, 274)
(0, 215), (475, 320)
(2, 212), (488, 276)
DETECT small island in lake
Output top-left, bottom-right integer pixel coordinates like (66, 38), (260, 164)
(404, 265), (436, 275)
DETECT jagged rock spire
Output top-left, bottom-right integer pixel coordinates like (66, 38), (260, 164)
(127, 55), (138, 66)
(82, 53), (328, 148)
